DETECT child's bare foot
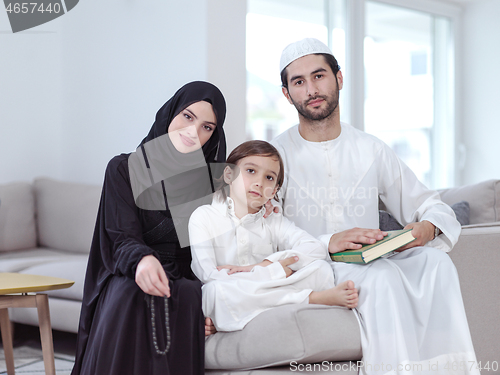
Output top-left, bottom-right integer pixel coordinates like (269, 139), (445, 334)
(309, 280), (359, 308)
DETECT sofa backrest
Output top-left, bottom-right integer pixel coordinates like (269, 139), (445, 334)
(35, 177), (101, 254)
(0, 182), (37, 252)
(438, 179), (500, 225)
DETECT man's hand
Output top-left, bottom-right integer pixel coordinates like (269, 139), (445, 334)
(205, 317), (217, 337)
(263, 199), (280, 218)
(328, 228), (387, 254)
(217, 260), (272, 274)
(396, 220), (435, 252)
(279, 256), (298, 277)
(135, 255), (171, 297)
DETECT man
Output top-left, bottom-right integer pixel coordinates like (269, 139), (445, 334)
(272, 38), (478, 375)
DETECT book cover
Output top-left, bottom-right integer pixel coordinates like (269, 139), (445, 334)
(330, 229), (415, 264)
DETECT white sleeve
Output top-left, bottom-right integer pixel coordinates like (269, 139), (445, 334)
(377, 144), (461, 252)
(188, 208), (286, 283)
(273, 140), (335, 252)
(263, 214), (328, 271)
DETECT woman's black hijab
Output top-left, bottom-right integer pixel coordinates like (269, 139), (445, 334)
(129, 81), (227, 246)
(140, 81), (226, 163)
(72, 83), (227, 374)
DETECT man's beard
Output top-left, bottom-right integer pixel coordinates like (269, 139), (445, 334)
(289, 89), (339, 121)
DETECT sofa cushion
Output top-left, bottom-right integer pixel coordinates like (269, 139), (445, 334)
(450, 201), (470, 226)
(379, 210), (404, 231)
(0, 248), (77, 272)
(439, 179), (500, 225)
(205, 304), (361, 370)
(0, 182), (37, 252)
(9, 297), (82, 334)
(34, 177), (101, 254)
(19, 256), (88, 301)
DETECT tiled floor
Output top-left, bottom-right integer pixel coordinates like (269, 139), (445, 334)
(0, 323), (76, 375)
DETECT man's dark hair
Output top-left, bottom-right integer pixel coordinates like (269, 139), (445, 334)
(280, 53), (341, 89)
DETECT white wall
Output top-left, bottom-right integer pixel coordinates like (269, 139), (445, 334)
(207, 0), (247, 155)
(2, 0), (499, 187)
(0, 15), (64, 183)
(460, 0), (500, 185)
(0, 0), (247, 185)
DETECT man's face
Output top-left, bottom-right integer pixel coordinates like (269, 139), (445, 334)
(282, 54), (343, 121)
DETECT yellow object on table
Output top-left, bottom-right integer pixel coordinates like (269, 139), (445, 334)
(0, 273), (75, 375)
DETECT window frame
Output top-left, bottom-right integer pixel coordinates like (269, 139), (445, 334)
(244, 0), (463, 188)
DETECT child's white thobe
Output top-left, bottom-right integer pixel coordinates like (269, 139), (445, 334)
(189, 196), (335, 331)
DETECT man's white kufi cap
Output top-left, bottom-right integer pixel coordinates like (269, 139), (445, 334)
(280, 38), (333, 73)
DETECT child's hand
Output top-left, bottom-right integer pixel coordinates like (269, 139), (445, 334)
(279, 256), (299, 278)
(217, 260), (272, 274)
(217, 264), (254, 274)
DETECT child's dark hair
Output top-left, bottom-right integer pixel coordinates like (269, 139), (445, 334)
(216, 140), (284, 201)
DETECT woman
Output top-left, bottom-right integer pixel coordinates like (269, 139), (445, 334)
(71, 81), (226, 375)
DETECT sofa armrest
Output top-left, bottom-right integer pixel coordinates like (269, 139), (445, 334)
(448, 224), (500, 366)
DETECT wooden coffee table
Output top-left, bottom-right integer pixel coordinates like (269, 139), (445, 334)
(0, 273), (74, 375)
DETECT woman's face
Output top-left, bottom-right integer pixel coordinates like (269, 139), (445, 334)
(168, 101), (217, 153)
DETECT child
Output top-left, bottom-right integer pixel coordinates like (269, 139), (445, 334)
(188, 140), (358, 332)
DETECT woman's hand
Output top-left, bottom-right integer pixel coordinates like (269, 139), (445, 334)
(217, 264), (253, 274)
(135, 255), (171, 297)
(205, 317), (217, 336)
(263, 199), (280, 218)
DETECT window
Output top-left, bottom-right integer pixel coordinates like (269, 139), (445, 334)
(246, 0), (346, 141)
(364, 1), (454, 188)
(246, 0), (457, 189)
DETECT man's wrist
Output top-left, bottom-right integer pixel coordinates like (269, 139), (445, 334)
(433, 225), (442, 239)
(424, 220), (440, 239)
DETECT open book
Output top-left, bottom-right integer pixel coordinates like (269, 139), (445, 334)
(330, 229), (415, 264)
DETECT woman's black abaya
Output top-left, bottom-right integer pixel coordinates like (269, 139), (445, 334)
(71, 81), (226, 375)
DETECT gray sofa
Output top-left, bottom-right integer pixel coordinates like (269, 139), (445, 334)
(0, 178), (101, 333)
(0, 177), (499, 374)
(206, 179), (500, 374)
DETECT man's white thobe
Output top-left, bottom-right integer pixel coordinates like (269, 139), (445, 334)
(272, 123), (479, 375)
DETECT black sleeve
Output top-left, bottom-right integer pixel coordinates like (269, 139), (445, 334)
(96, 154), (158, 279)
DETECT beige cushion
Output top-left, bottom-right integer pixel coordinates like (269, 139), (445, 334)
(439, 179), (500, 225)
(0, 182), (37, 252)
(205, 304), (361, 370)
(34, 177), (101, 254)
(9, 297), (82, 334)
(19, 256), (88, 301)
(0, 248), (73, 272)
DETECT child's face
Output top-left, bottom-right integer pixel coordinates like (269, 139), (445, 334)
(227, 155), (280, 214)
